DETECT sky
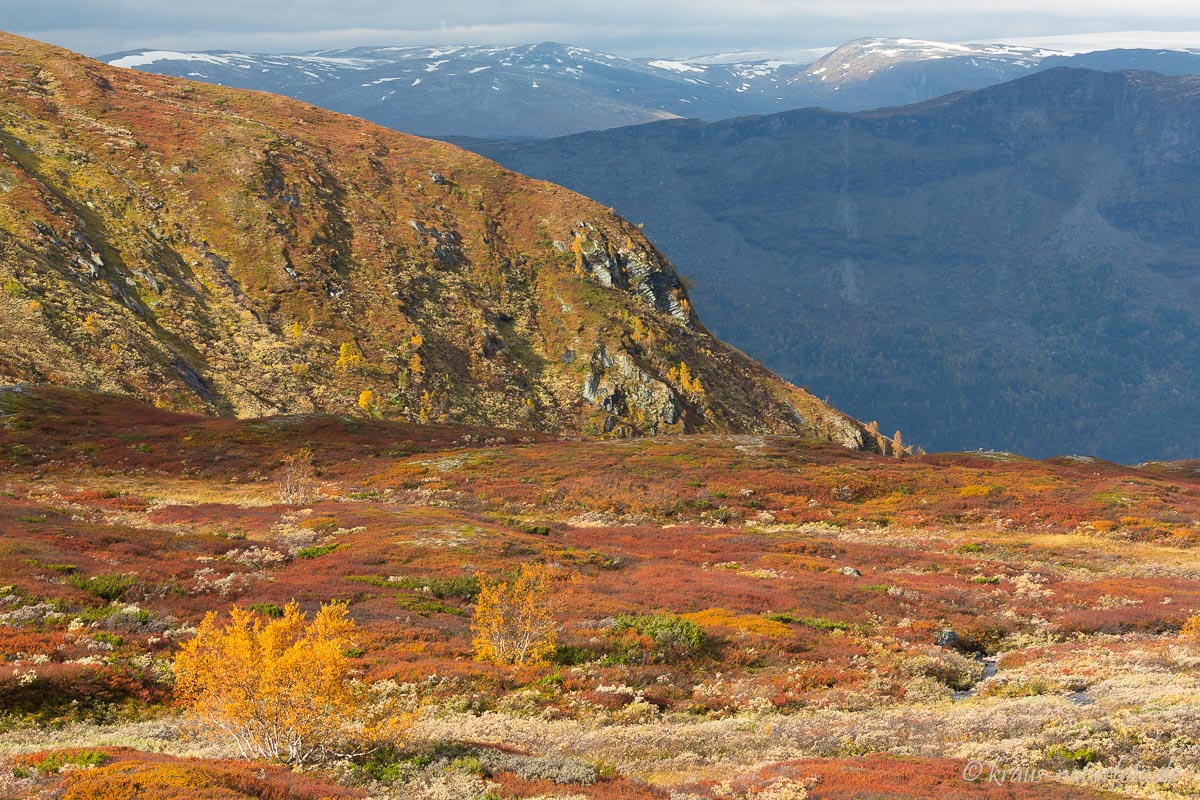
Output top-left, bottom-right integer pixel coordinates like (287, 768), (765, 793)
(6, 0), (1200, 57)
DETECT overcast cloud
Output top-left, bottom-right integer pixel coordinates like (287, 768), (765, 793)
(7, 0), (1200, 57)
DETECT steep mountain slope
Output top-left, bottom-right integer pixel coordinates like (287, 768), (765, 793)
(468, 68), (1200, 461)
(101, 38), (1200, 139)
(0, 31), (893, 451)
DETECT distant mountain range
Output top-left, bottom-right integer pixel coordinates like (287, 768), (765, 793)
(466, 68), (1200, 461)
(102, 37), (1200, 138)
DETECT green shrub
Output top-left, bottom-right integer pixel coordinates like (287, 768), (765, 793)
(360, 748), (432, 784)
(248, 602), (285, 618)
(449, 755), (486, 775)
(28, 750), (109, 774)
(612, 613), (706, 663)
(91, 632), (124, 648)
(74, 604), (119, 624)
(353, 574), (479, 600)
(551, 644), (593, 666)
(395, 595), (466, 617)
(1045, 745), (1102, 768)
(799, 616), (854, 632)
(68, 573), (136, 601)
(295, 543), (339, 559)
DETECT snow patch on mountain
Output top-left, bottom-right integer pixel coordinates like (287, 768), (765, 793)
(109, 50), (233, 68)
(647, 59), (706, 73)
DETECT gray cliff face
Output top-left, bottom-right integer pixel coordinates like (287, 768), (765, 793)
(468, 69), (1200, 461)
(567, 223), (692, 325)
(581, 344), (681, 433)
(566, 228), (692, 432)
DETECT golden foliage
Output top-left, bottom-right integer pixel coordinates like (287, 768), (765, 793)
(471, 563), (558, 665)
(288, 321), (303, 340)
(60, 757), (361, 800)
(669, 361), (704, 399)
(682, 608), (793, 639)
(572, 234), (586, 276)
(1181, 614), (1200, 647)
(335, 342), (362, 371)
(357, 389), (375, 415)
(408, 352), (424, 382)
(416, 389), (433, 424)
(173, 601), (403, 764)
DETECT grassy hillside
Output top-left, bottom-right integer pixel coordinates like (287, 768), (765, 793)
(0, 31), (891, 451)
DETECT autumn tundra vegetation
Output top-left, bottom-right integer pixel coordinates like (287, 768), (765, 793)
(0, 385), (1198, 799)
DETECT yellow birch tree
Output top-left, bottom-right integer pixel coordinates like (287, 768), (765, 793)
(173, 601), (402, 764)
(471, 564), (558, 666)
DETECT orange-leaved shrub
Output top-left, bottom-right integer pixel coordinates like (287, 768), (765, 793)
(59, 755), (362, 800)
(1181, 614), (1200, 647)
(173, 601), (406, 764)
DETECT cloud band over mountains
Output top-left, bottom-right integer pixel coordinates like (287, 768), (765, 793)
(11, 0), (1200, 56)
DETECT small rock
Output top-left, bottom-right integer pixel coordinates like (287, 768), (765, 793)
(935, 629), (959, 648)
(841, 566), (861, 577)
